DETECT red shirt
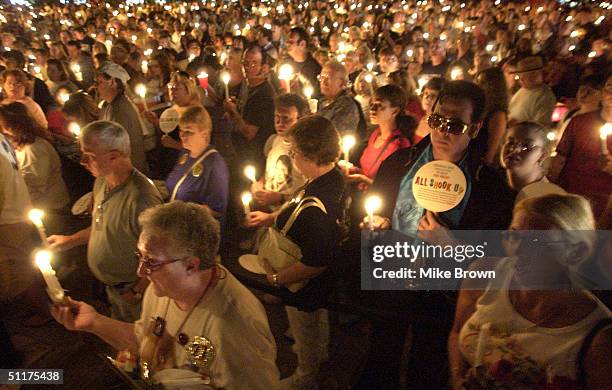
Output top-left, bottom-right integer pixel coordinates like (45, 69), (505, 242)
(359, 128), (411, 179)
(556, 111), (612, 218)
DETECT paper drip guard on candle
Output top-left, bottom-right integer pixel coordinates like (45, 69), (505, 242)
(412, 160), (467, 212)
(159, 108), (180, 134)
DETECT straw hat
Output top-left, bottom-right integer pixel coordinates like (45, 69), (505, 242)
(512, 56), (545, 74)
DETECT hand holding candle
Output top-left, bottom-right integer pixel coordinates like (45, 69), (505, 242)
(600, 123), (611, 155)
(365, 195), (382, 231)
(35, 249), (67, 304)
(244, 165), (257, 183)
(221, 71), (231, 100)
(241, 192), (252, 214)
(135, 83), (148, 111)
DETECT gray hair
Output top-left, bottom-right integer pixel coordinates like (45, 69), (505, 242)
(81, 120), (131, 157)
(138, 201), (220, 270)
(324, 60), (348, 83)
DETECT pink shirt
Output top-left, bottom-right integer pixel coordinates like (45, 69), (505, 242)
(359, 128), (411, 179)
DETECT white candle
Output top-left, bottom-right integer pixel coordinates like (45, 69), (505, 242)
(450, 67), (462, 80)
(278, 64), (294, 93)
(35, 249), (66, 303)
(244, 165), (257, 183)
(221, 71), (231, 100)
(135, 84), (148, 111)
(474, 322), (491, 367)
(28, 208), (48, 245)
(304, 86), (317, 113)
(365, 196), (382, 231)
(600, 123), (611, 155)
(241, 192), (252, 214)
(141, 60), (148, 74)
(342, 135), (356, 174)
(71, 63), (83, 81)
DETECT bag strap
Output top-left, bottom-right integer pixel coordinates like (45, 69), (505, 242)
(169, 149), (218, 201)
(576, 317), (612, 388)
(280, 196), (327, 236)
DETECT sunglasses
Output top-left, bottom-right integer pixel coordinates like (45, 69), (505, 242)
(427, 113), (471, 135)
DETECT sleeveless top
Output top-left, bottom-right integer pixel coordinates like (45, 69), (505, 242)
(459, 258), (611, 388)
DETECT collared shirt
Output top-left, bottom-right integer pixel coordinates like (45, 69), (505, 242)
(392, 145), (472, 235)
(88, 169), (162, 286)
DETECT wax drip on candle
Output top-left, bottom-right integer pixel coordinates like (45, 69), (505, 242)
(241, 192), (252, 214)
(35, 249), (66, 303)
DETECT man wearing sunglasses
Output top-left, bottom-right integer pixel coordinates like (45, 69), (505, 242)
(357, 81), (515, 390)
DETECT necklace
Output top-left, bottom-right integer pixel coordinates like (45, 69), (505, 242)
(153, 266), (218, 345)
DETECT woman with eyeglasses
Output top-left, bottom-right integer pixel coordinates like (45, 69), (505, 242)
(346, 84), (415, 188)
(414, 76), (445, 144)
(501, 122), (565, 204)
(246, 115), (345, 389)
(449, 193), (611, 390)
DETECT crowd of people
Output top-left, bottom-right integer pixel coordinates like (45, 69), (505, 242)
(0, 0), (611, 389)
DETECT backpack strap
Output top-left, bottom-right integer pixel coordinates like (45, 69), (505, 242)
(576, 317), (612, 388)
(280, 196), (327, 236)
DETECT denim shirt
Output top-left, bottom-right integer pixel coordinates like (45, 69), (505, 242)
(391, 145), (472, 236)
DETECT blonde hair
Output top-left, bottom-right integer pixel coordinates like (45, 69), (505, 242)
(169, 71), (201, 104)
(178, 105), (212, 132)
(514, 194), (597, 257)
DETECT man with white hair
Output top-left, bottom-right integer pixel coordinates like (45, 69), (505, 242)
(317, 60), (365, 137)
(97, 61), (150, 175)
(52, 201), (280, 389)
(48, 121), (163, 322)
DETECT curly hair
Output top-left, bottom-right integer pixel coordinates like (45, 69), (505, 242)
(138, 201), (220, 270)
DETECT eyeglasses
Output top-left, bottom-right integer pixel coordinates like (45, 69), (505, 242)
(504, 139), (541, 153)
(135, 250), (189, 275)
(427, 113), (471, 135)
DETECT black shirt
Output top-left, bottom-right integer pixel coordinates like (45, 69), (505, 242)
(233, 80), (276, 169)
(288, 54), (322, 97)
(422, 60), (449, 76)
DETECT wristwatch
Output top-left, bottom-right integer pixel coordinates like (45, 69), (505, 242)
(130, 287), (143, 300)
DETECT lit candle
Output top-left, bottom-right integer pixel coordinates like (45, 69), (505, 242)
(135, 83), (148, 111)
(244, 165), (257, 183)
(58, 91), (70, 104)
(241, 192), (252, 214)
(141, 60), (148, 74)
(28, 208), (48, 245)
(450, 67), (462, 80)
(364, 73), (375, 96)
(197, 71), (209, 89)
(278, 64), (294, 93)
(304, 86), (317, 113)
(366, 62), (374, 72)
(68, 122), (81, 138)
(35, 249), (66, 303)
(417, 76), (428, 94)
(71, 63), (83, 81)
(474, 322), (491, 367)
(600, 123), (611, 155)
(342, 135), (356, 174)
(365, 195), (382, 231)
(221, 71), (231, 100)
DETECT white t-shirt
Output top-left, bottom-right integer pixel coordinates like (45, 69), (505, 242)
(16, 137), (70, 210)
(134, 266), (280, 390)
(459, 258), (610, 387)
(508, 85), (557, 127)
(263, 135), (304, 194)
(0, 133), (31, 225)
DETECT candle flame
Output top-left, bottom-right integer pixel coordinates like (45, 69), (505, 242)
(68, 122), (81, 137)
(601, 123), (612, 140)
(244, 165), (257, 182)
(365, 195), (382, 215)
(221, 71), (231, 85)
(28, 208), (44, 227)
(241, 192), (252, 206)
(303, 86), (314, 99)
(35, 249), (52, 270)
(278, 64), (294, 80)
(342, 135), (356, 152)
(135, 83), (147, 98)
